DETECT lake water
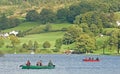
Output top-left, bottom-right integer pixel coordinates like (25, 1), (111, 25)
(0, 54), (120, 74)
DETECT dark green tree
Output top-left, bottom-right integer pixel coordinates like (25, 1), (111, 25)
(0, 13), (9, 30)
(67, 4), (81, 23)
(39, 8), (56, 24)
(78, 1), (94, 14)
(8, 18), (21, 28)
(56, 8), (69, 22)
(26, 10), (39, 21)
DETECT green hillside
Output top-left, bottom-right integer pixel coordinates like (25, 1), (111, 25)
(0, 0), (120, 55)
(0, 0), (81, 18)
(2, 22), (39, 32)
(0, 23), (72, 54)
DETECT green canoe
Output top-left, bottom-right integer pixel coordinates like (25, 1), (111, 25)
(20, 65), (55, 69)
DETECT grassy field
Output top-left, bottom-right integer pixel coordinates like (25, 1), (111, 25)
(0, 31), (70, 54)
(0, 22), (119, 55)
(2, 22), (40, 32)
(2, 22), (72, 32)
(0, 23), (72, 54)
(19, 31), (64, 47)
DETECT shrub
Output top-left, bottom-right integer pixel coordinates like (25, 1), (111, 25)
(42, 41), (51, 48)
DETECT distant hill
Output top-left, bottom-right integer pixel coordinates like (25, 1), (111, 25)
(0, 0), (81, 18)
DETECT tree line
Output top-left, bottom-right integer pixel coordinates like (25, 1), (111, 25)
(0, 0), (80, 5)
(25, 0), (120, 24)
(0, 0), (120, 30)
(0, 13), (21, 30)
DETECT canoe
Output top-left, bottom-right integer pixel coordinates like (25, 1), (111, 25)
(83, 59), (100, 62)
(20, 65), (55, 69)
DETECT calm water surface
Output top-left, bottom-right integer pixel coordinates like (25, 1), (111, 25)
(0, 54), (120, 74)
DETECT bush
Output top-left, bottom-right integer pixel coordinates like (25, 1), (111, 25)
(42, 41), (51, 48)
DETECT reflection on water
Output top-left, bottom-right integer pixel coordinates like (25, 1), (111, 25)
(0, 54), (120, 74)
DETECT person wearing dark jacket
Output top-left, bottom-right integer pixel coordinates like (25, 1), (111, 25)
(26, 60), (31, 66)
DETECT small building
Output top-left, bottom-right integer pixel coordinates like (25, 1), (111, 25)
(116, 21), (120, 26)
(9, 30), (18, 36)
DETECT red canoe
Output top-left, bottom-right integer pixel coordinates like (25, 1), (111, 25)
(83, 59), (100, 62)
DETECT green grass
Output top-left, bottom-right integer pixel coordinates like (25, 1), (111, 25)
(19, 31), (64, 45)
(2, 22), (39, 32)
(51, 23), (72, 30)
(25, 23), (72, 34)
(0, 31), (65, 53)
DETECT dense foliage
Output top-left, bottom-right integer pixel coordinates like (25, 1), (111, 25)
(0, 0), (120, 29)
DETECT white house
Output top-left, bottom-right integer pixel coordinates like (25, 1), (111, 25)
(4, 33), (9, 37)
(9, 30), (18, 36)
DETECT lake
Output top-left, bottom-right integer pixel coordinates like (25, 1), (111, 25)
(0, 54), (120, 74)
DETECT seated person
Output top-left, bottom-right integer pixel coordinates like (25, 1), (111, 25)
(96, 57), (99, 61)
(36, 60), (42, 66)
(26, 60), (31, 66)
(48, 60), (53, 66)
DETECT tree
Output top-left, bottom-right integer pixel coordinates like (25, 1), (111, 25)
(79, 23), (90, 33)
(43, 41), (51, 48)
(62, 25), (82, 45)
(0, 13), (9, 30)
(8, 18), (21, 28)
(66, 4), (81, 23)
(9, 35), (20, 51)
(108, 30), (119, 54)
(33, 41), (39, 51)
(0, 37), (4, 47)
(44, 24), (52, 32)
(76, 33), (96, 53)
(78, 1), (94, 14)
(26, 10), (39, 21)
(0, 13), (21, 30)
(101, 39), (109, 54)
(28, 40), (33, 50)
(22, 43), (28, 49)
(39, 8), (56, 24)
(90, 24), (99, 36)
(56, 8), (69, 22)
(54, 38), (62, 52)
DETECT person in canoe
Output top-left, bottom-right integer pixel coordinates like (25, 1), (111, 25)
(26, 60), (31, 66)
(48, 60), (53, 66)
(96, 57), (99, 61)
(36, 60), (42, 66)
